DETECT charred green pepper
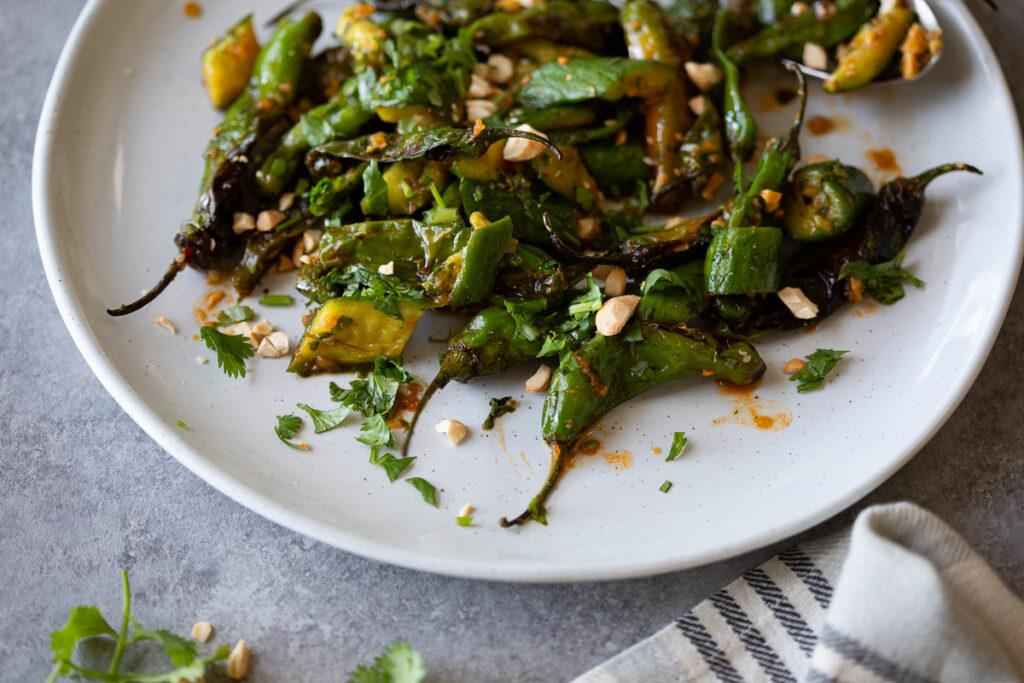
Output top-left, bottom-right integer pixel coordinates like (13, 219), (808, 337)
(782, 161), (874, 242)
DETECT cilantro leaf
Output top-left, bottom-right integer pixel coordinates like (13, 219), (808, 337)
(839, 251), (924, 305)
(216, 304), (254, 327)
(373, 453), (416, 482)
(129, 618), (196, 667)
(362, 161), (390, 216)
(482, 396), (517, 430)
(666, 432), (688, 461)
(331, 357), (411, 417)
(407, 477), (438, 507)
(348, 640), (426, 683)
(275, 414), (307, 449)
(326, 266), (426, 320)
(297, 403), (352, 433)
(358, 414), (396, 450)
(199, 326), (254, 379)
(504, 299), (547, 342)
(50, 606), (117, 666)
(567, 275), (603, 316)
(789, 349), (849, 392)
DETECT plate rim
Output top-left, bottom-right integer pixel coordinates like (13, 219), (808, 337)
(33, 0), (1024, 582)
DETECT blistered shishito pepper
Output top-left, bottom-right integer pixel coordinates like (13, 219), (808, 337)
(727, 0), (878, 65)
(657, 95), (724, 198)
(517, 57), (690, 196)
(464, 0), (623, 53)
(257, 99), (373, 196)
(231, 215), (308, 294)
(637, 261), (710, 325)
(491, 244), (591, 302)
(307, 126), (561, 175)
(500, 323), (766, 526)
(729, 162), (982, 336)
(712, 9), (758, 163)
(108, 13), (322, 316)
(662, 0), (718, 58)
(824, 0), (915, 93)
(622, 0), (684, 69)
(201, 14), (261, 109)
(782, 161), (874, 242)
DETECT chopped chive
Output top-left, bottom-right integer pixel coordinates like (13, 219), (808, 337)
(259, 294), (294, 306)
(456, 516), (473, 527)
(659, 480), (672, 493)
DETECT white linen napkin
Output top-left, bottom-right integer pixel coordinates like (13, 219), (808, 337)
(574, 502), (1024, 683)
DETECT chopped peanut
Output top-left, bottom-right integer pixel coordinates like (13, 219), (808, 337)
(277, 254), (295, 272)
(155, 316), (176, 334)
(468, 72), (494, 98)
(604, 267), (627, 297)
(302, 229), (323, 254)
(702, 171), (726, 200)
(778, 286), (819, 320)
(227, 639), (250, 679)
(256, 210), (285, 232)
(759, 189), (783, 213)
(802, 42), (828, 71)
(191, 621), (213, 643)
(525, 364), (553, 393)
(459, 503), (474, 517)
(256, 331), (290, 358)
(251, 319), (274, 336)
(576, 216), (600, 241)
(684, 62), (723, 91)
(688, 95), (706, 116)
(486, 53), (514, 83)
(232, 212), (255, 235)
(469, 211), (491, 228)
(790, 1), (810, 15)
(595, 295), (640, 337)
(847, 276), (865, 304)
(783, 358), (807, 374)
(502, 124), (548, 162)
(465, 99), (497, 122)
(378, 261), (395, 275)
(278, 192), (295, 211)
(435, 419), (468, 445)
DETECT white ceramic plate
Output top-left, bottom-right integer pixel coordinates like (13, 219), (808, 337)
(35, 0), (1022, 581)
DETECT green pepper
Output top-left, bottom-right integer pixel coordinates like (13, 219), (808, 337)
(530, 145), (603, 211)
(201, 14), (261, 109)
(308, 161), (369, 217)
(288, 298), (429, 375)
(727, 0), (878, 65)
(712, 9), (758, 163)
(622, 0), (683, 69)
(783, 161), (874, 242)
(662, 0), (717, 58)
(307, 126), (561, 175)
(637, 261), (709, 324)
(460, 175), (579, 250)
(231, 215), (307, 295)
(579, 136), (653, 199)
(464, 0), (622, 53)
(447, 216), (514, 308)
(108, 13), (322, 316)
(675, 95), (725, 198)
(491, 244), (591, 302)
(824, 0), (915, 93)
(517, 56), (689, 196)
(257, 98), (372, 196)
(501, 323), (766, 526)
(704, 227), (784, 294)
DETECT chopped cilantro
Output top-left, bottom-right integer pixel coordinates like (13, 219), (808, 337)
(840, 251), (924, 305)
(504, 299), (547, 342)
(567, 275), (603, 316)
(407, 477), (438, 507)
(482, 396), (517, 430)
(361, 161), (390, 216)
(456, 516), (474, 527)
(297, 403), (351, 434)
(347, 640), (426, 683)
(790, 349), (849, 392)
(666, 432), (688, 461)
(325, 265), (426, 320)
(259, 294), (293, 306)
(331, 357), (412, 417)
(216, 304), (254, 327)
(357, 413), (396, 450)
(199, 326), (254, 379)
(659, 480), (673, 493)
(176, 420), (187, 429)
(373, 453), (416, 482)
(275, 414), (307, 449)
(47, 570), (228, 683)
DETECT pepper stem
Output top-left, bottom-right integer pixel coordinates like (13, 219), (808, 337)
(106, 256), (185, 316)
(541, 213), (632, 270)
(912, 163), (983, 191)
(400, 371), (448, 458)
(499, 442), (568, 528)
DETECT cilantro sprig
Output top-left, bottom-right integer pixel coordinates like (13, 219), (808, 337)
(666, 432), (688, 461)
(839, 251), (923, 305)
(790, 349), (849, 392)
(216, 304), (254, 327)
(199, 326), (254, 379)
(322, 265), (426, 320)
(275, 414), (307, 449)
(46, 571), (229, 683)
(347, 640), (426, 683)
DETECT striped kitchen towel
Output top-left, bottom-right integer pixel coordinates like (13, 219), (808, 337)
(575, 502), (1024, 683)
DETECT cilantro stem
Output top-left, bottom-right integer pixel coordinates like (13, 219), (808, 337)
(108, 569), (131, 675)
(44, 663), (61, 683)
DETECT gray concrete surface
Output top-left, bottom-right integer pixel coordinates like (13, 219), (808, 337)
(2, 1), (1022, 680)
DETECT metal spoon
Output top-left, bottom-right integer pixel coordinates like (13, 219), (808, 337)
(783, 0), (942, 86)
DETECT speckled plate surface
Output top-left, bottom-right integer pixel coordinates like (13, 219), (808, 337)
(33, 0), (1023, 581)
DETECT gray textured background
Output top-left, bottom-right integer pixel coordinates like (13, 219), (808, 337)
(3, 1), (1023, 680)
